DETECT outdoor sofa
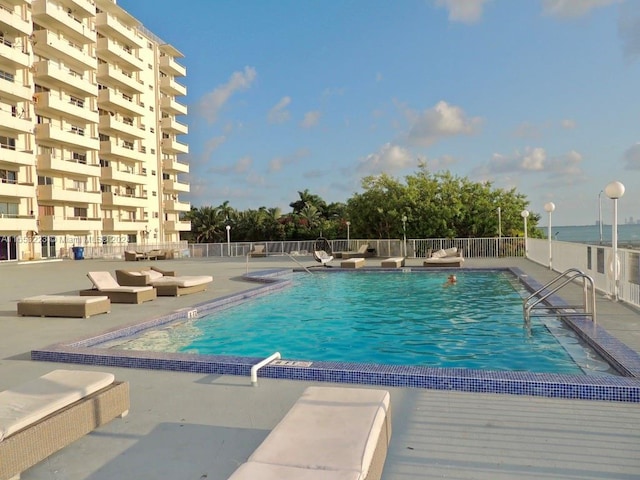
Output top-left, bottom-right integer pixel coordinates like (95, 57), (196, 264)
(80, 271), (157, 304)
(115, 266), (213, 297)
(0, 369), (129, 480)
(423, 247), (464, 267)
(227, 386), (392, 480)
(17, 295), (110, 318)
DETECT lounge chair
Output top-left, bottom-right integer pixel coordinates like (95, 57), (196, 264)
(115, 267), (213, 297)
(249, 245), (267, 258)
(124, 250), (145, 261)
(227, 386), (391, 480)
(80, 271), (157, 304)
(341, 258), (365, 268)
(423, 247), (464, 267)
(341, 244), (376, 259)
(381, 257), (405, 268)
(17, 295), (111, 318)
(0, 369), (129, 480)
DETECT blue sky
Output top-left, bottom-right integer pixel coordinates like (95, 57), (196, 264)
(118, 0), (640, 226)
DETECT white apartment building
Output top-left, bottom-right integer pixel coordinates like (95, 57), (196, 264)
(0, 0), (190, 261)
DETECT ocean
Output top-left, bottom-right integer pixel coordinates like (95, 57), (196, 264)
(538, 223), (640, 246)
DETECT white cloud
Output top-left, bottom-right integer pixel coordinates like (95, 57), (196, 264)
(542, 0), (621, 18)
(561, 119), (577, 129)
(197, 66), (257, 124)
(623, 143), (640, 170)
(300, 110), (321, 128)
(267, 96), (292, 124)
(406, 101), (482, 147)
(619, 2), (640, 61)
(435, 0), (491, 23)
(356, 143), (416, 175)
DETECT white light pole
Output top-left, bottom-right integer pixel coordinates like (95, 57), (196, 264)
(225, 225), (231, 257)
(544, 202), (555, 270)
(598, 190), (603, 244)
(605, 181), (625, 301)
(345, 221), (350, 251)
(402, 215), (407, 257)
(521, 210), (529, 258)
(497, 206), (502, 239)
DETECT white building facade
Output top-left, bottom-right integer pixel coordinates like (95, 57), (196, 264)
(0, 0), (189, 261)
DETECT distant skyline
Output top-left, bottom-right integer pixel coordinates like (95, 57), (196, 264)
(118, 0), (640, 226)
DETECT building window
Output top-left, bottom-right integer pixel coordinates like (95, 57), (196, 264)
(0, 135), (16, 150)
(0, 202), (19, 217)
(0, 169), (17, 184)
(69, 96), (84, 108)
(0, 69), (14, 82)
(72, 152), (87, 164)
(38, 176), (53, 185)
(70, 125), (84, 136)
(73, 207), (88, 219)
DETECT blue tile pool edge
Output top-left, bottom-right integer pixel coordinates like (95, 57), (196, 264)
(31, 267), (640, 403)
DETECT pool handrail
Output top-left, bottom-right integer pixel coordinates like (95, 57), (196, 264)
(251, 352), (281, 385)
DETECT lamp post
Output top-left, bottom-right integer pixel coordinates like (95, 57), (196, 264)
(521, 210), (529, 258)
(225, 225), (231, 257)
(544, 202), (555, 270)
(598, 190), (603, 244)
(605, 181), (625, 301)
(345, 221), (350, 251)
(497, 207), (502, 239)
(401, 215), (407, 257)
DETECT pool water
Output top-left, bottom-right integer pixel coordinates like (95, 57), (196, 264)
(113, 271), (613, 375)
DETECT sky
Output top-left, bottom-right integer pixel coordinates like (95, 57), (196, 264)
(117, 0), (640, 226)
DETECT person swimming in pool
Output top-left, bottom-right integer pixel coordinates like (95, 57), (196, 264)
(444, 274), (457, 286)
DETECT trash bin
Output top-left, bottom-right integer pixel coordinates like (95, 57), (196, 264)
(72, 246), (84, 260)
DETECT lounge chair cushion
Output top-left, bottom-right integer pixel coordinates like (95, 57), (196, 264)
(431, 249), (447, 258)
(229, 462), (361, 480)
(443, 247), (458, 256)
(87, 271), (154, 293)
(148, 275), (213, 288)
(140, 269), (164, 281)
(19, 295), (108, 306)
(0, 370), (115, 442)
(247, 386), (390, 474)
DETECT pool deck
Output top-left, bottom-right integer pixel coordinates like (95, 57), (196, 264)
(1, 256), (639, 479)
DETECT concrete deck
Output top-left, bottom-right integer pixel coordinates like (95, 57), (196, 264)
(1, 256), (639, 479)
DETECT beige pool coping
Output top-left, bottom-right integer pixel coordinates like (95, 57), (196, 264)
(1, 256), (639, 479)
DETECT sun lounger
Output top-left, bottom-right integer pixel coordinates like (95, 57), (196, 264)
(341, 258), (365, 268)
(124, 250), (145, 261)
(381, 257), (405, 268)
(249, 245), (267, 257)
(423, 247), (464, 267)
(227, 386), (392, 480)
(340, 244), (376, 259)
(0, 369), (129, 480)
(115, 267), (212, 296)
(80, 271), (157, 304)
(17, 295), (110, 318)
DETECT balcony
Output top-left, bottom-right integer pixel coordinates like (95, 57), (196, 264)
(164, 199), (190, 212)
(164, 219), (191, 232)
(159, 76), (187, 97)
(67, 0), (96, 17)
(99, 140), (144, 162)
(0, 39), (30, 68)
(0, 76), (32, 102)
(37, 184), (101, 204)
(0, 145), (35, 166)
(35, 123), (99, 150)
(160, 117), (188, 135)
(162, 158), (189, 174)
(100, 166), (146, 184)
(0, 6), (31, 37)
(0, 215), (36, 231)
(160, 97), (187, 116)
(96, 63), (144, 94)
(159, 55), (186, 77)
(99, 114), (144, 139)
(162, 179), (190, 193)
(32, 60), (97, 97)
(32, 30), (96, 72)
(95, 12), (144, 48)
(161, 138), (189, 155)
(102, 217), (147, 233)
(0, 180), (35, 198)
(38, 215), (102, 232)
(37, 153), (99, 177)
(0, 110), (32, 135)
(34, 92), (99, 124)
(96, 37), (143, 71)
(101, 191), (146, 208)
(98, 88), (145, 117)
(32, 0), (96, 44)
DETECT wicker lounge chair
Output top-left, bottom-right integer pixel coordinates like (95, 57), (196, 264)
(0, 369), (129, 480)
(340, 244), (376, 259)
(17, 295), (111, 318)
(423, 247), (464, 267)
(249, 245), (267, 257)
(381, 257), (405, 268)
(80, 271), (157, 304)
(115, 267), (212, 297)
(227, 386), (391, 480)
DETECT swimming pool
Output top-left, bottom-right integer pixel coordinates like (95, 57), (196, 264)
(109, 271), (611, 375)
(31, 267), (640, 402)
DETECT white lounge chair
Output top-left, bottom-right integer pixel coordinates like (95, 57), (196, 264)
(80, 271), (157, 304)
(116, 268), (213, 297)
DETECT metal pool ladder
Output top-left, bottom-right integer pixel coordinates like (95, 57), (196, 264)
(523, 268), (596, 331)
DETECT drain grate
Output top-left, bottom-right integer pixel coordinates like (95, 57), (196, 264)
(271, 359), (312, 367)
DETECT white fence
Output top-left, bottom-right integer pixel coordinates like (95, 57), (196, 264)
(528, 238), (640, 309)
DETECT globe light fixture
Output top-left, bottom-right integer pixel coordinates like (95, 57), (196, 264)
(345, 221), (351, 251)
(605, 181), (625, 301)
(544, 202), (555, 270)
